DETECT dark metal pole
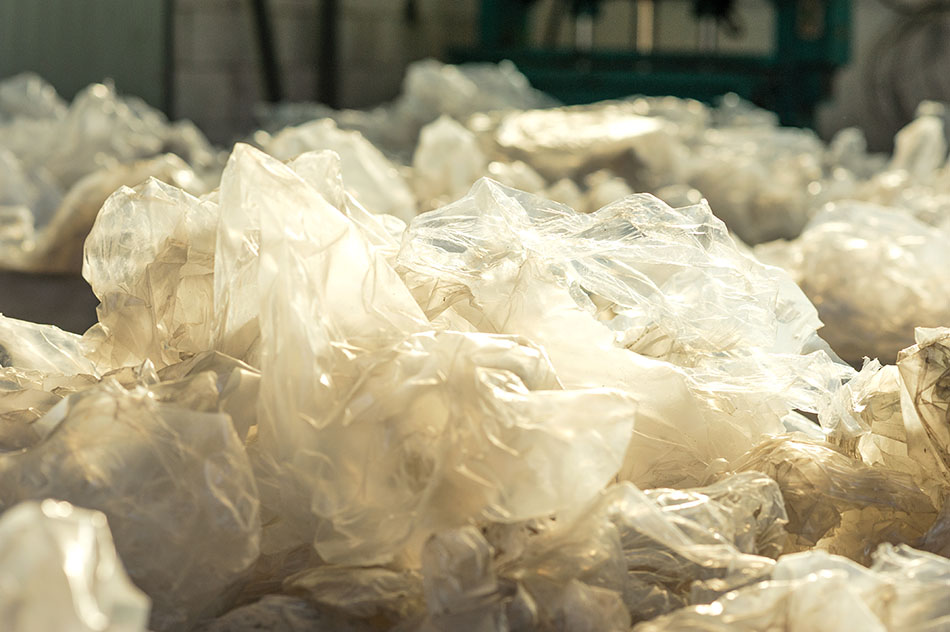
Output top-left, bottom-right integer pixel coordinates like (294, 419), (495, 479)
(249, 0), (283, 103)
(163, 0), (176, 116)
(317, 0), (339, 108)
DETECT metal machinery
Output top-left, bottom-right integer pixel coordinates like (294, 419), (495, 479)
(452, 0), (851, 127)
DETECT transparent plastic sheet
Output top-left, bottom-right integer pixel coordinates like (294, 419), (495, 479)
(395, 178), (850, 488)
(0, 379), (261, 631)
(0, 499), (150, 632)
(0, 313), (97, 375)
(634, 544), (950, 632)
(82, 178), (218, 370)
(214, 145), (637, 568)
(644, 472), (788, 560)
(818, 359), (941, 497)
(11, 135), (946, 630)
(754, 202), (950, 365)
(896, 328), (950, 485)
(490, 104), (683, 186)
(412, 115), (489, 211)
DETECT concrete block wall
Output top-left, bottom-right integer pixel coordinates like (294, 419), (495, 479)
(172, 0), (479, 144)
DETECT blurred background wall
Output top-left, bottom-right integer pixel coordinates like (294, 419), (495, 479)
(0, 0), (944, 149)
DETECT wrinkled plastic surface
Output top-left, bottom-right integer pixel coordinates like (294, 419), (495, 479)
(0, 499), (150, 632)
(0, 379), (261, 631)
(217, 146), (636, 565)
(396, 178), (850, 489)
(635, 544), (950, 631)
(731, 435), (936, 563)
(755, 202), (950, 365)
(0, 75), (217, 273)
(258, 59), (555, 159)
(5, 117), (949, 632)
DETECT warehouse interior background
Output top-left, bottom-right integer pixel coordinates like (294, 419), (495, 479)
(0, 0), (943, 151)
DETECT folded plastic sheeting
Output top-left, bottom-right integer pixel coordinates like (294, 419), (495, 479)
(7, 140), (950, 631)
(256, 64), (950, 372)
(0, 74), (218, 273)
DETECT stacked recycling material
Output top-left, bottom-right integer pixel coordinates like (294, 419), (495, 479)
(260, 61), (950, 366)
(0, 73), (220, 273)
(3, 61), (947, 363)
(1, 136), (950, 631)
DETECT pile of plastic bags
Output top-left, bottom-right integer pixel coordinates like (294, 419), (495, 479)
(0, 136), (947, 631)
(1, 60), (950, 631)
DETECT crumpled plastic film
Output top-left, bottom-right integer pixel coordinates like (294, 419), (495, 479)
(644, 471), (788, 559)
(0, 76), (218, 273)
(6, 122), (946, 630)
(730, 435), (937, 563)
(258, 59), (556, 159)
(0, 379), (261, 631)
(896, 328), (950, 486)
(82, 178), (218, 370)
(397, 178), (828, 367)
(404, 478), (777, 630)
(412, 115), (488, 210)
(396, 177), (849, 488)
(818, 359), (943, 499)
(491, 104), (682, 185)
(218, 145), (636, 566)
(262, 118), (417, 222)
(0, 313), (97, 375)
(0, 499), (150, 632)
(634, 543), (950, 631)
(755, 202), (950, 365)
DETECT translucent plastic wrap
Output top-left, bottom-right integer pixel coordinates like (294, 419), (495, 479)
(644, 472), (788, 559)
(263, 119), (417, 222)
(4, 132), (935, 630)
(396, 177), (850, 488)
(412, 115), (488, 210)
(686, 126), (824, 244)
(407, 476), (780, 630)
(216, 145), (636, 565)
(754, 202), (950, 365)
(490, 104), (681, 184)
(0, 75), (217, 273)
(258, 59), (556, 159)
(896, 328), (950, 488)
(0, 313), (97, 375)
(82, 178), (218, 370)
(0, 379), (261, 630)
(731, 435), (936, 562)
(635, 544), (950, 631)
(0, 499), (149, 632)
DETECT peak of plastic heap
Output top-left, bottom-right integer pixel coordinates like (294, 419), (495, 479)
(3, 138), (950, 632)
